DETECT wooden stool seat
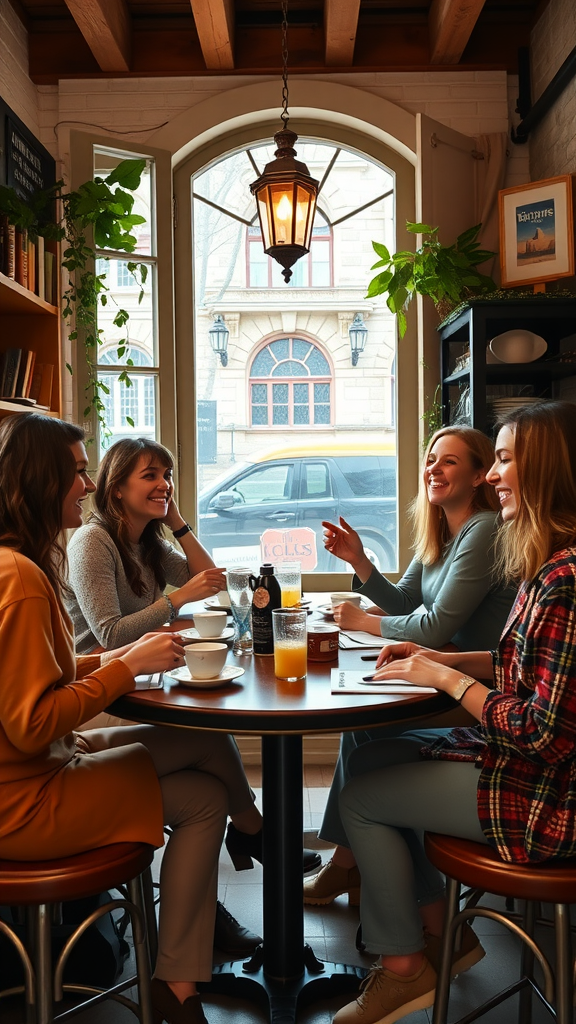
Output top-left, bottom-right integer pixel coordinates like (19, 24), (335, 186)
(0, 841), (154, 905)
(424, 832), (576, 1024)
(425, 832), (576, 904)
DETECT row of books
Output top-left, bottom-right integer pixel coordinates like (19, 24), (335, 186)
(0, 349), (54, 407)
(0, 217), (57, 306)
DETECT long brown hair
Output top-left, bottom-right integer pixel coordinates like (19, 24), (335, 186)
(0, 413), (84, 593)
(496, 401), (576, 582)
(412, 426), (499, 565)
(91, 437), (174, 597)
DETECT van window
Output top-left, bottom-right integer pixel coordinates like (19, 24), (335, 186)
(303, 462), (332, 498)
(337, 456), (397, 498)
(228, 462), (294, 504)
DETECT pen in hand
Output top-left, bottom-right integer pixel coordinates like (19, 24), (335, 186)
(360, 654), (379, 661)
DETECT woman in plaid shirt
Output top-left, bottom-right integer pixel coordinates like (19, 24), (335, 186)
(333, 401), (576, 1024)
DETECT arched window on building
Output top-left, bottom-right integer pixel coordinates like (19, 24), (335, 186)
(249, 338), (332, 427)
(247, 210), (332, 288)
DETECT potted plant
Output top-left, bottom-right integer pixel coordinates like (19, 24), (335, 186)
(0, 160), (148, 436)
(366, 221), (497, 336)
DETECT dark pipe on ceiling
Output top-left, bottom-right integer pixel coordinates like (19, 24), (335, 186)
(512, 43), (576, 144)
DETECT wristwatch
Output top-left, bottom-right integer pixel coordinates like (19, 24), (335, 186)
(172, 522), (192, 539)
(450, 675), (477, 702)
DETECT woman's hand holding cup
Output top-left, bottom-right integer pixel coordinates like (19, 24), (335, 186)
(120, 633), (186, 677)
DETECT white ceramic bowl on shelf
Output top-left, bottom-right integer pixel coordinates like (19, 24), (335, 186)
(489, 330), (547, 364)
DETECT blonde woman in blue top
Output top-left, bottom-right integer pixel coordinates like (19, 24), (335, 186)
(305, 426), (516, 906)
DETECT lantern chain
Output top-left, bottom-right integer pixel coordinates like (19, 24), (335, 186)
(281, 0), (290, 127)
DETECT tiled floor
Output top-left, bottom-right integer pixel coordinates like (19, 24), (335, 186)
(1, 768), (566, 1023)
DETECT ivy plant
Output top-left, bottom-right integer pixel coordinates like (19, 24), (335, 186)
(0, 158), (148, 437)
(366, 221), (497, 337)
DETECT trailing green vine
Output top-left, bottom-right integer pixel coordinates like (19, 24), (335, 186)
(0, 158), (148, 437)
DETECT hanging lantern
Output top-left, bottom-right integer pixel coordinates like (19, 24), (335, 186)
(249, 1), (319, 283)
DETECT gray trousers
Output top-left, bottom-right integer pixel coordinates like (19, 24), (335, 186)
(339, 731), (488, 956)
(84, 724), (254, 981)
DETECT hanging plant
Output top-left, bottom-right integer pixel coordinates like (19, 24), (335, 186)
(366, 221), (497, 337)
(0, 158), (148, 437)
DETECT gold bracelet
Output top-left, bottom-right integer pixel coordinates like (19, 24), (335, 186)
(450, 675), (477, 702)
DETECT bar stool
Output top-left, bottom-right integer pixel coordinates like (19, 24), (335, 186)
(425, 832), (576, 1024)
(0, 841), (155, 1024)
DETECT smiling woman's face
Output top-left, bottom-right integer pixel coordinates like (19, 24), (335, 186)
(115, 454), (173, 528)
(486, 424), (519, 522)
(61, 442), (96, 529)
(424, 434), (484, 511)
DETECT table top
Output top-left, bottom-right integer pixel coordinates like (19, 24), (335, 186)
(111, 645), (450, 736)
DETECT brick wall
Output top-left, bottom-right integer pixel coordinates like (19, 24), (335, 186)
(0, 0), (40, 138)
(529, 0), (576, 179)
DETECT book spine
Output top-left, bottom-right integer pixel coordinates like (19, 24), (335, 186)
(24, 351), (37, 399)
(3, 349), (23, 399)
(28, 240), (36, 295)
(28, 363), (43, 403)
(15, 229), (28, 289)
(37, 363), (54, 408)
(6, 223), (16, 280)
(44, 251), (54, 306)
(37, 236), (45, 301)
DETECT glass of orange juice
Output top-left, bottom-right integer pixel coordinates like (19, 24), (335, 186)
(272, 608), (307, 681)
(276, 561), (302, 608)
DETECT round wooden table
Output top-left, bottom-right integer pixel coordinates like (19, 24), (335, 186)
(111, 645), (450, 1024)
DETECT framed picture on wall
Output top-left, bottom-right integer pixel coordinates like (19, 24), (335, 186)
(498, 175), (575, 288)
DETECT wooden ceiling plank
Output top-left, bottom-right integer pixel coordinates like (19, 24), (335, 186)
(429, 0), (487, 64)
(189, 0), (235, 70)
(324, 0), (361, 66)
(62, 0), (131, 71)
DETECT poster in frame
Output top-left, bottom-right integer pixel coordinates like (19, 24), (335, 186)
(498, 175), (575, 288)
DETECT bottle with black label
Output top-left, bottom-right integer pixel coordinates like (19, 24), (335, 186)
(249, 563), (281, 655)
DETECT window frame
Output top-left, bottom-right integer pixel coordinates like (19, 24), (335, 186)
(249, 335), (333, 428)
(246, 212), (333, 288)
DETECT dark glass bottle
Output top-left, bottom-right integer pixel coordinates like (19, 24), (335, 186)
(249, 563), (281, 655)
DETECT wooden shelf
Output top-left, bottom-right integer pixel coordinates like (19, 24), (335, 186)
(0, 273), (58, 316)
(443, 363), (576, 385)
(0, 400), (56, 417)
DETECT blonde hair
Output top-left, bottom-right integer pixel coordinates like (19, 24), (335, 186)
(412, 426), (499, 565)
(497, 402), (576, 582)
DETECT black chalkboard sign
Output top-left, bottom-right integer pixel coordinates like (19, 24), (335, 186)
(0, 96), (56, 198)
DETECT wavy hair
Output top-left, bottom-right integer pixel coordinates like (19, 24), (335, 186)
(91, 437), (174, 597)
(411, 425), (499, 565)
(0, 413), (84, 594)
(496, 401), (576, 582)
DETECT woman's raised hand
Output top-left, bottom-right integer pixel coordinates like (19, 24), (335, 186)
(322, 517), (364, 564)
(120, 632), (186, 677)
(176, 567), (227, 604)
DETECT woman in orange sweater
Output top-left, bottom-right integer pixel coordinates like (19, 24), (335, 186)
(0, 412), (261, 1024)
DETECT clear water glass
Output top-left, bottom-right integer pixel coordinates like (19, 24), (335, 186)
(226, 566), (254, 656)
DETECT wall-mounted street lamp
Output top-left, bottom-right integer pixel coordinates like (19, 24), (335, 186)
(349, 313), (368, 366)
(209, 315), (229, 366)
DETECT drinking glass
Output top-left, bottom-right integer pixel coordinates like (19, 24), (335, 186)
(226, 566), (254, 656)
(276, 560), (302, 608)
(273, 608), (307, 681)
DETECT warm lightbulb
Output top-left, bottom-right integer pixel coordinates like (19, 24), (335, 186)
(276, 193), (292, 221)
(295, 202), (305, 224)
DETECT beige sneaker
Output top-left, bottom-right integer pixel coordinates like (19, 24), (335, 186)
(303, 859), (361, 905)
(333, 957), (436, 1024)
(425, 923), (485, 978)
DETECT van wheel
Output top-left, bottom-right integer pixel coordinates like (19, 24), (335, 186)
(364, 538), (394, 573)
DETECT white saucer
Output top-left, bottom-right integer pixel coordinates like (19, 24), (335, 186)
(318, 601), (366, 617)
(204, 595), (232, 610)
(180, 626), (234, 642)
(166, 665), (245, 689)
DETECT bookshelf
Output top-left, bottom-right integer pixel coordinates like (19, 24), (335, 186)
(0, 270), (61, 418)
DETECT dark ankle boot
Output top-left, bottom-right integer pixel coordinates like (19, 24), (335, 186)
(225, 822), (321, 874)
(150, 978), (207, 1024)
(213, 900), (262, 956)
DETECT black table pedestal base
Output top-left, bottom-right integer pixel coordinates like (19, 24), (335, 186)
(204, 952), (366, 1024)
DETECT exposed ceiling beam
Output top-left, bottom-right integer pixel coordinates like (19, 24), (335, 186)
(324, 0), (361, 66)
(189, 0), (235, 70)
(429, 0), (487, 64)
(62, 0), (131, 72)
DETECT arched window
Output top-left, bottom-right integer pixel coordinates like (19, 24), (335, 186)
(99, 347), (156, 444)
(249, 338), (332, 427)
(247, 210), (332, 288)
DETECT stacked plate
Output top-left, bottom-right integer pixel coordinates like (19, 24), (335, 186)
(489, 396), (543, 417)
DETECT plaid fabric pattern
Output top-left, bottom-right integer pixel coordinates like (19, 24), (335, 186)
(424, 548), (576, 864)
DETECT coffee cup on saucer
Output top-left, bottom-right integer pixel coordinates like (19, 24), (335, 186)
(193, 610), (227, 638)
(330, 592), (362, 610)
(185, 642), (228, 679)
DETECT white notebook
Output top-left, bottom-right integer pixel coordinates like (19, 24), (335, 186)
(331, 668), (436, 695)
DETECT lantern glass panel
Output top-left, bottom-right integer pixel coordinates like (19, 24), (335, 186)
(295, 184), (316, 248)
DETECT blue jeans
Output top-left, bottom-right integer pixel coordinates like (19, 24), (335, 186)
(339, 731), (488, 956)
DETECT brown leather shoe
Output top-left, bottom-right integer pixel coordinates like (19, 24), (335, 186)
(303, 858), (361, 905)
(425, 923), (485, 978)
(333, 956), (436, 1024)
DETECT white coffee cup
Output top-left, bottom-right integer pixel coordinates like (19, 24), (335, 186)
(330, 592), (362, 610)
(193, 610), (227, 638)
(217, 590), (232, 608)
(185, 642), (228, 680)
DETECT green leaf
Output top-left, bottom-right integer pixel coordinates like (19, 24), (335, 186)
(455, 224), (482, 246)
(140, 264), (148, 284)
(397, 309), (407, 337)
(126, 416), (135, 427)
(366, 270), (393, 298)
(66, 363), (73, 375)
(105, 159), (146, 191)
(407, 221), (436, 235)
(84, 407), (92, 417)
(371, 241), (390, 261)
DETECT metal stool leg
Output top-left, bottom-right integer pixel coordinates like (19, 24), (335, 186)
(34, 905), (53, 1024)
(432, 876), (460, 1024)
(127, 875), (154, 1024)
(518, 900), (536, 1024)
(141, 865), (158, 971)
(554, 903), (573, 1024)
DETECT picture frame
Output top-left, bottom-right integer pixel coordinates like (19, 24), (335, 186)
(498, 175), (575, 288)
